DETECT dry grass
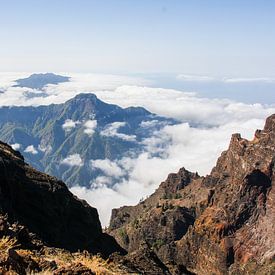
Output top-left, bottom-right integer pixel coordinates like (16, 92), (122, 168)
(17, 247), (129, 274)
(0, 236), (18, 253)
(0, 235), (132, 274)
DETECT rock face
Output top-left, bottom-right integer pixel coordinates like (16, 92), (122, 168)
(109, 114), (275, 274)
(0, 141), (122, 257)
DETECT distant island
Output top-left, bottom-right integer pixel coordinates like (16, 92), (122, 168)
(13, 73), (70, 89)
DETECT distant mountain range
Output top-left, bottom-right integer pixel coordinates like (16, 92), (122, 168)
(13, 73), (70, 89)
(0, 93), (175, 187)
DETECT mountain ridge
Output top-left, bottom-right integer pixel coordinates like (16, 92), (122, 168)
(0, 140), (171, 274)
(0, 93), (176, 187)
(0, 114), (274, 274)
(108, 114), (275, 274)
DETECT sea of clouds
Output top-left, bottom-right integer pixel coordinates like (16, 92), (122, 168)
(1, 72), (274, 226)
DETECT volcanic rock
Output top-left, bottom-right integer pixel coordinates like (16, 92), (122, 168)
(109, 114), (275, 274)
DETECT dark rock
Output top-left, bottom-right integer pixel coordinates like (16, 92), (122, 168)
(0, 141), (124, 257)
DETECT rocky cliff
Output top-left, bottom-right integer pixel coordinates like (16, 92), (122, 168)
(0, 140), (171, 274)
(0, 140), (124, 258)
(109, 114), (275, 274)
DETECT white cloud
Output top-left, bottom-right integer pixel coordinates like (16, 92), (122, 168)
(176, 74), (275, 84)
(62, 119), (80, 131)
(83, 120), (97, 136)
(177, 74), (216, 82)
(61, 154), (83, 166)
(140, 120), (159, 128)
(92, 176), (112, 188)
(71, 117), (266, 226)
(0, 72), (31, 90)
(70, 185), (135, 227)
(24, 145), (38, 155)
(93, 86), (275, 126)
(223, 77), (275, 83)
(38, 144), (52, 153)
(101, 121), (136, 141)
(0, 72), (150, 107)
(90, 159), (124, 178)
(1, 72), (275, 227)
(11, 143), (21, 150)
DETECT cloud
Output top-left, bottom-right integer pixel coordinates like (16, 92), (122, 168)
(177, 74), (216, 82)
(11, 143), (21, 150)
(0, 73), (274, 127)
(92, 176), (112, 188)
(61, 154), (83, 166)
(90, 159), (124, 178)
(0, 72), (150, 107)
(62, 119), (80, 131)
(223, 77), (275, 83)
(72, 117), (265, 226)
(176, 74), (275, 84)
(1, 72), (275, 227)
(83, 120), (97, 136)
(70, 185), (136, 227)
(0, 72), (31, 90)
(101, 121), (136, 141)
(24, 145), (38, 155)
(140, 120), (160, 128)
(38, 144), (52, 153)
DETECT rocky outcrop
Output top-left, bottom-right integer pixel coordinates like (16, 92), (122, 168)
(109, 114), (275, 274)
(0, 141), (123, 257)
(0, 140), (175, 274)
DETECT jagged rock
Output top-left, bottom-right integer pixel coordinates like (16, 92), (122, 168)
(109, 114), (275, 274)
(0, 141), (123, 257)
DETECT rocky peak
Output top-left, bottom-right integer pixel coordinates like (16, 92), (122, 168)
(263, 113), (275, 132)
(108, 114), (275, 274)
(160, 167), (200, 193)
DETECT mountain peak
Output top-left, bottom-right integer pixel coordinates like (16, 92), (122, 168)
(108, 114), (275, 274)
(263, 113), (275, 132)
(70, 93), (99, 102)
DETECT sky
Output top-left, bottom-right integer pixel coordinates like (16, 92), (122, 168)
(1, 0), (275, 76)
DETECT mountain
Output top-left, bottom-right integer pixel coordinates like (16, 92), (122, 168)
(13, 73), (70, 89)
(0, 112), (274, 274)
(0, 140), (172, 274)
(0, 140), (124, 255)
(108, 114), (275, 274)
(0, 93), (175, 187)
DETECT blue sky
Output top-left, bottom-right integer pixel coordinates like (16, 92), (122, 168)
(1, 0), (275, 76)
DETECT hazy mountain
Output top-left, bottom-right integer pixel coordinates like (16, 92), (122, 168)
(0, 93), (175, 187)
(13, 73), (70, 89)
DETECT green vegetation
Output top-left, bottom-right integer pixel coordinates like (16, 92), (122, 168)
(152, 239), (165, 250)
(118, 228), (129, 244)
